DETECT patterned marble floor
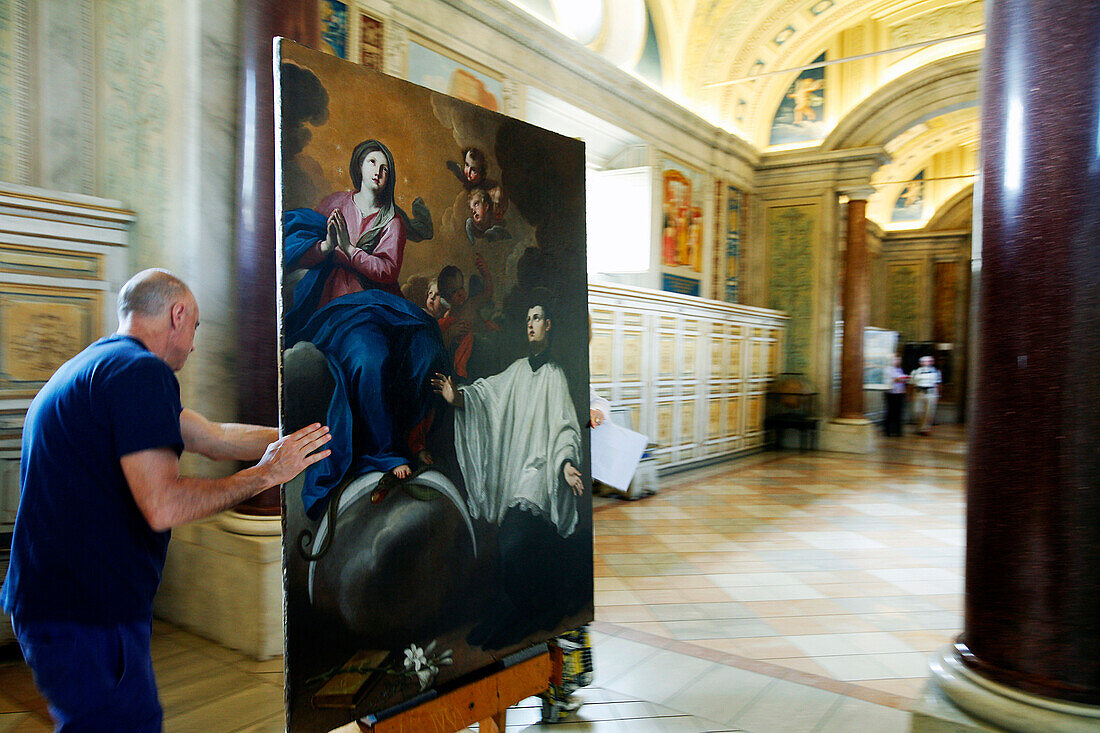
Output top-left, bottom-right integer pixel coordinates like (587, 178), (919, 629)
(590, 425), (966, 711)
(0, 426), (967, 731)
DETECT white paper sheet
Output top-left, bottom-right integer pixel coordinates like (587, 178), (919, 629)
(591, 421), (648, 490)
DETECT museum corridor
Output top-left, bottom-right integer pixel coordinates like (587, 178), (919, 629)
(0, 428), (967, 731)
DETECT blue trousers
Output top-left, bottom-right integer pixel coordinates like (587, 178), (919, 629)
(12, 616), (162, 732)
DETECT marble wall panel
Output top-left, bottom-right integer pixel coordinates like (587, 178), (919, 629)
(886, 261), (923, 343)
(0, 0), (17, 182)
(767, 203), (817, 375)
(34, 0), (94, 194)
(933, 259), (958, 343)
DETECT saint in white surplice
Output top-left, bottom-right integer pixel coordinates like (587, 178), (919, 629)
(453, 353), (582, 538)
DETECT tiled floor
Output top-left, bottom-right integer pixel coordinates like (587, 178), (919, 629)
(0, 426), (966, 731)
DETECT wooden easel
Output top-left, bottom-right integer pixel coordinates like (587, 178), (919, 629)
(350, 645), (555, 733)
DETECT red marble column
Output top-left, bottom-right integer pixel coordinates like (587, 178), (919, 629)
(838, 192), (871, 420)
(963, 0), (1100, 704)
(233, 0), (318, 515)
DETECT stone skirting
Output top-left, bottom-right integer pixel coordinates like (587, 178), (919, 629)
(155, 515), (282, 660)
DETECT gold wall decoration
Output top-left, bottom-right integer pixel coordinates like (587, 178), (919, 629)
(711, 335), (727, 376)
(681, 401), (696, 445)
(590, 332), (613, 381)
(708, 396), (724, 438)
(727, 396), (741, 436)
(622, 333), (642, 379)
(658, 332), (676, 377)
(0, 243), (103, 280)
(0, 283), (100, 397)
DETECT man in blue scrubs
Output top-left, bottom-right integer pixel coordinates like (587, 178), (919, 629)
(1, 269), (331, 731)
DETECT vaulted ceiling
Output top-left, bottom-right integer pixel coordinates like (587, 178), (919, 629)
(508, 0), (983, 229)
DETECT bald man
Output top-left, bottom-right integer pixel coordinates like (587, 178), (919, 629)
(1, 269), (330, 731)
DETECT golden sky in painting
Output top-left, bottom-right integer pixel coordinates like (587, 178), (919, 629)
(280, 40), (510, 290)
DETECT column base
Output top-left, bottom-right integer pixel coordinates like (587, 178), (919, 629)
(915, 645), (1100, 733)
(155, 514), (283, 660)
(818, 417), (877, 454)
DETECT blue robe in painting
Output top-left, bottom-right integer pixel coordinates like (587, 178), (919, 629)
(283, 208), (448, 520)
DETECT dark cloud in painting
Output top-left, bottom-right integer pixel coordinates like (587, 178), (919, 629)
(280, 63), (330, 209)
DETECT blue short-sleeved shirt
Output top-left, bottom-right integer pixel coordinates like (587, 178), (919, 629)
(1, 335), (184, 623)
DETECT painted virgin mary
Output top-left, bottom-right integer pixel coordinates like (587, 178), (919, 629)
(284, 139), (447, 520)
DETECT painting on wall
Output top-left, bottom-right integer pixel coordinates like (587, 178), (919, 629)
(358, 13), (383, 70)
(407, 39), (502, 112)
(724, 185), (743, 303)
(276, 40), (593, 730)
(769, 52), (826, 146)
(319, 0), (348, 59)
(660, 159), (705, 296)
(892, 170), (925, 222)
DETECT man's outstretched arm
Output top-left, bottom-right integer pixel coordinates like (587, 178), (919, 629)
(122, 423), (331, 532)
(180, 408), (279, 462)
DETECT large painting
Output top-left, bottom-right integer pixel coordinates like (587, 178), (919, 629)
(276, 40), (592, 730)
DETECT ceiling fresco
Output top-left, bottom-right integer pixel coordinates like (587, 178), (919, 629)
(507, 0), (983, 227)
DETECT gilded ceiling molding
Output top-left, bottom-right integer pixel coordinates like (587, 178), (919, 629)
(925, 183), (974, 231)
(821, 50), (979, 150)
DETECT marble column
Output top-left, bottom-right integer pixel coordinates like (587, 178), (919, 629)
(928, 1), (1100, 729)
(233, 0), (318, 515)
(838, 191), (872, 420)
(817, 188), (877, 454)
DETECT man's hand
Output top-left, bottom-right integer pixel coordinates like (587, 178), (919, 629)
(563, 462), (583, 496)
(256, 423), (332, 487)
(122, 423), (331, 532)
(590, 408), (605, 427)
(431, 373), (463, 407)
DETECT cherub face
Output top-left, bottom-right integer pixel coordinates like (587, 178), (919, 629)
(463, 152), (484, 185)
(469, 194), (491, 227)
(527, 305), (550, 345)
(426, 282), (445, 318)
(360, 150), (389, 193)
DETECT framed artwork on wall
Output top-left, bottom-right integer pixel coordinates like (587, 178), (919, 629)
(276, 39), (593, 730)
(406, 37), (503, 112)
(659, 157), (706, 297)
(358, 13), (383, 70)
(319, 0), (349, 59)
